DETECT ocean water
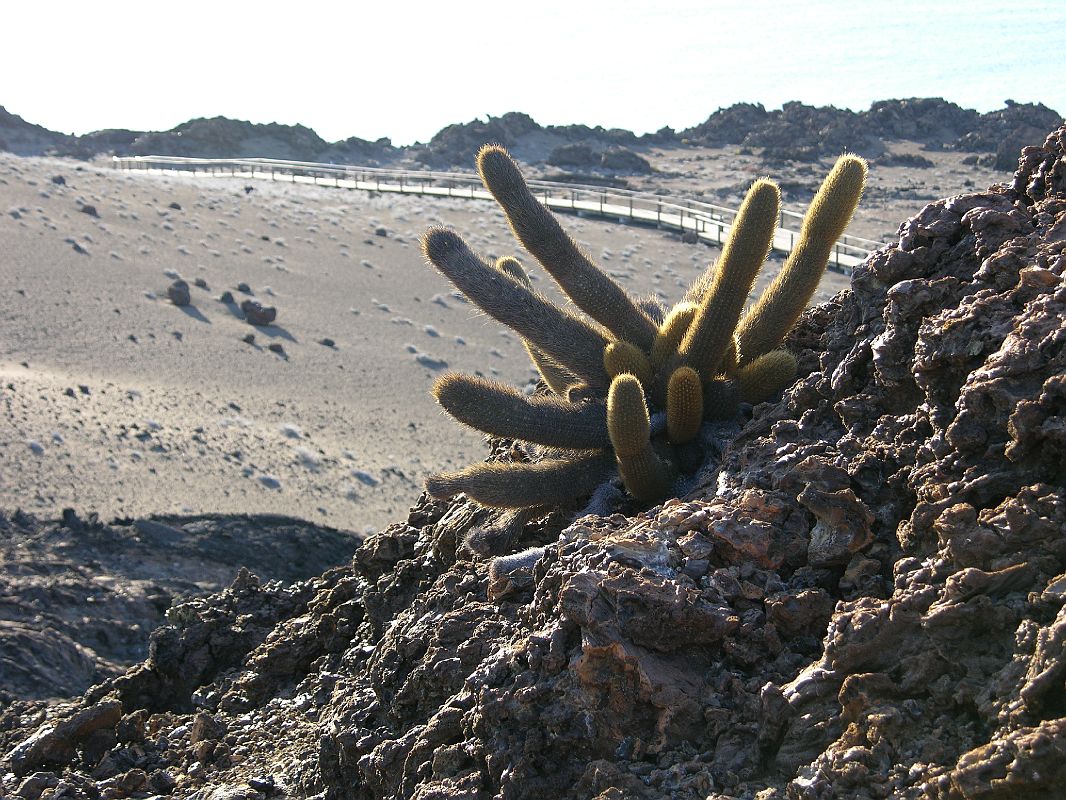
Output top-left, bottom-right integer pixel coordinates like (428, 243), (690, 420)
(582, 0), (1066, 136)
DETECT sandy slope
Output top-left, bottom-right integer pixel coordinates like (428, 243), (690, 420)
(0, 148), (995, 532)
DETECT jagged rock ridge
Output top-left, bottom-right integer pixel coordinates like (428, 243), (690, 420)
(1, 125), (1065, 799)
(1, 99), (1061, 170)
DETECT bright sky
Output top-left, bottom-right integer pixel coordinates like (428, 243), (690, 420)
(5, 0), (1064, 145)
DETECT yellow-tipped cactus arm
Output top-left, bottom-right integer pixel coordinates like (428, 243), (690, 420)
(734, 155), (867, 366)
(734, 350), (798, 405)
(676, 179), (781, 379)
(607, 374), (652, 458)
(434, 373), (610, 450)
(477, 145), (658, 351)
(425, 451), (614, 509)
(494, 255), (529, 284)
(666, 367), (703, 444)
(651, 302), (697, 369)
(607, 374), (672, 501)
(422, 227), (611, 389)
(604, 341), (653, 388)
(494, 256), (578, 394)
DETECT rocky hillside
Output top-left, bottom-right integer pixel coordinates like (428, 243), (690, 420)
(679, 98), (1062, 165)
(0, 106), (73, 156)
(1, 122), (1064, 799)
(2, 99), (1061, 172)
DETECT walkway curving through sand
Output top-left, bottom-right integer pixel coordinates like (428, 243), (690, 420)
(113, 156), (880, 272)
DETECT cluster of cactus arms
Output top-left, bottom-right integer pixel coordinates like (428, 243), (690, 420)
(421, 144), (866, 510)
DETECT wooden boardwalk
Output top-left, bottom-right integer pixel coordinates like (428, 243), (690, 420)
(113, 156), (880, 273)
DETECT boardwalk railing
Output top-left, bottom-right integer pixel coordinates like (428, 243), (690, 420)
(112, 155), (881, 272)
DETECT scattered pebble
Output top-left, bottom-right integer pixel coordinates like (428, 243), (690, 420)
(415, 352), (448, 370)
(240, 300), (276, 326)
(258, 474), (281, 490)
(352, 470), (378, 487)
(167, 279), (191, 306)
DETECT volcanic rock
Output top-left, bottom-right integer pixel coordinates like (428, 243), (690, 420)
(547, 143), (598, 168)
(600, 147), (652, 174)
(239, 300), (276, 326)
(166, 279), (191, 306)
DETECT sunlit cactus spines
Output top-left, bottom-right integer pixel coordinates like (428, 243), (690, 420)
(420, 146), (867, 509)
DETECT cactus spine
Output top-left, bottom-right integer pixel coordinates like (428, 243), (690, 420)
(426, 451), (614, 509)
(666, 367), (703, 444)
(494, 256), (576, 394)
(603, 341), (653, 388)
(419, 147), (865, 512)
(477, 145), (658, 351)
(734, 350), (798, 404)
(651, 302), (697, 369)
(607, 375), (672, 500)
(675, 179), (780, 380)
(735, 155), (867, 365)
(422, 227), (611, 388)
(433, 373), (609, 450)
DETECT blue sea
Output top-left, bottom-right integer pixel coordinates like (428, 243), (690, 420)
(438, 0), (1066, 146)
(602, 0), (1066, 135)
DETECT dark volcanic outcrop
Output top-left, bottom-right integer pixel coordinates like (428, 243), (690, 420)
(0, 511), (360, 702)
(124, 117), (396, 165)
(413, 112), (647, 168)
(2, 126), (1066, 800)
(0, 112), (397, 165)
(681, 98), (1064, 162)
(0, 106), (73, 156)
(2, 100), (1063, 171)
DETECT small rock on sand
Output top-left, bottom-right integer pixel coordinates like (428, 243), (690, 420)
(240, 300), (276, 326)
(167, 280), (191, 306)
